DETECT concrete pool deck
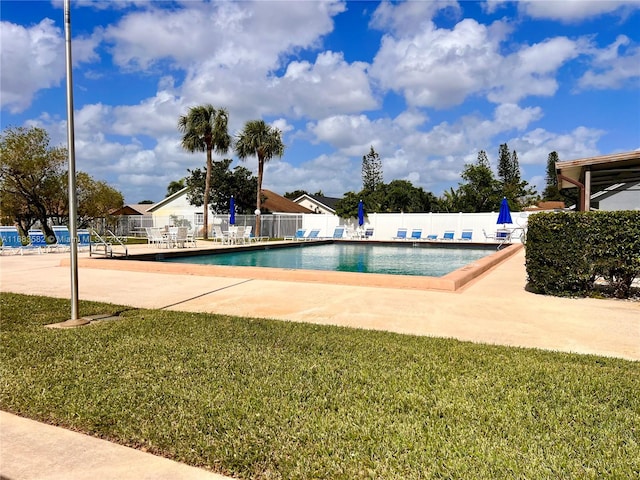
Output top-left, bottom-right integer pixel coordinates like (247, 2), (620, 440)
(1, 240), (638, 360)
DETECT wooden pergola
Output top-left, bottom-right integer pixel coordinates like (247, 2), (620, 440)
(555, 151), (640, 211)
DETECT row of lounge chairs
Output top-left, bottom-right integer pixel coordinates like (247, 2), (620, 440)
(392, 228), (472, 241)
(0, 225), (90, 255)
(392, 228), (512, 242)
(283, 226), (374, 241)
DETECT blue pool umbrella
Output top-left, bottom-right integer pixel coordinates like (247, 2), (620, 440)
(229, 196), (235, 225)
(358, 199), (364, 226)
(497, 197), (513, 226)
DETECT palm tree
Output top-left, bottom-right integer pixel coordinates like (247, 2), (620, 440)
(234, 120), (285, 237)
(178, 105), (230, 239)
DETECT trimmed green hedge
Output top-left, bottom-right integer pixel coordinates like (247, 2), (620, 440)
(525, 211), (640, 298)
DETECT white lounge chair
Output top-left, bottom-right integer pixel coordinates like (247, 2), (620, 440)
(174, 226), (189, 248)
(284, 229), (306, 241)
(1, 226), (28, 255)
(28, 229), (51, 253)
(332, 226), (345, 239)
(393, 228), (408, 240)
(212, 225), (229, 244)
(145, 227), (170, 248)
(439, 231), (455, 241)
(457, 230), (473, 241)
(78, 229), (91, 251)
(52, 225), (72, 252)
(305, 229), (320, 240)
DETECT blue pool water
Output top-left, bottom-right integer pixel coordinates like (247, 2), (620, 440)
(161, 243), (494, 277)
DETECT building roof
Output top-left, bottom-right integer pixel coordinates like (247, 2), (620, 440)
(293, 193), (341, 213)
(262, 190), (313, 213)
(556, 150), (640, 190)
(110, 204), (154, 216)
(146, 187), (189, 213)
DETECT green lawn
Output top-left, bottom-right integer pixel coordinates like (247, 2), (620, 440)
(1, 292), (638, 479)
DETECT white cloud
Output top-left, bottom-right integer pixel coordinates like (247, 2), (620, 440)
(370, 0), (460, 36)
(0, 18), (99, 113)
(488, 37), (582, 103)
(370, 18), (507, 108)
(1, 19), (60, 112)
(579, 35), (640, 89)
(371, 17), (585, 108)
(511, 126), (606, 166)
(275, 51), (377, 118)
(518, 0), (640, 22)
(105, 0), (344, 72)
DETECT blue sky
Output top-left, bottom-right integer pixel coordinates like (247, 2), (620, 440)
(2, 0), (639, 204)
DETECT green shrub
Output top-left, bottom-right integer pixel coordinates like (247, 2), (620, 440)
(526, 211), (640, 298)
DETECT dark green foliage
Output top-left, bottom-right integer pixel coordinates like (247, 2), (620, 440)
(334, 191), (361, 218)
(526, 211), (640, 298)
(186, 159), (257, 214)
(542, 151), (563, 201)
(587, 211), (640, 298)
(2, 293), (640, 479)
(456, 152), (502, 212)
(284, 189), (308, 200)
(335, 181), (440, 218)
(165, 179), (185, 197)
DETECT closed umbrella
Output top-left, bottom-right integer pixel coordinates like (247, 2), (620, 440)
(358, 199), (364, 226)
(497, 197), (513, 226)
(229, 196), (235, 225)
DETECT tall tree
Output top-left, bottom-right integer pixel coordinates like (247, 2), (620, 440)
(497, 143), (518, 185)
(362, 146), (383, 192)
(497, 144), (536, 209)
(456, 151), (502, 212)
(0, 126), (66, 238)
(234, 120), (285, 236)
(542, 151), (563, 201)
(178, 105), (231, 239)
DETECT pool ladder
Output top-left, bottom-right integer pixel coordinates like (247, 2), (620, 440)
(89, 229), (128, 258)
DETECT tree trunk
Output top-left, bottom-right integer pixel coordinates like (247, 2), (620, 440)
(202, 147), (212, 239)
(31, 201), (56, 243)
(256, 154), (264, 237)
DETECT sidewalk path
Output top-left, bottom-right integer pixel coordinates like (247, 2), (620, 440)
(0, 411), (231, 480)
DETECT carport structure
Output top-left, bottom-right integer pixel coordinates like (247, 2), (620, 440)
(556, 150), (640, 211)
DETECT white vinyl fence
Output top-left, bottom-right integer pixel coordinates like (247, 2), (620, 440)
(112, 211), (533, 241)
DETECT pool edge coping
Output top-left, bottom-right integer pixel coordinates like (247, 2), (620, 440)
(62, 243), (524, 292)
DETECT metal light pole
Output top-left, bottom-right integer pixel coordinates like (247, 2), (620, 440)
(63, 0), (86, 326)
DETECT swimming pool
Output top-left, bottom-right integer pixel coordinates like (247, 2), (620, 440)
(160, 243), (494, 277)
